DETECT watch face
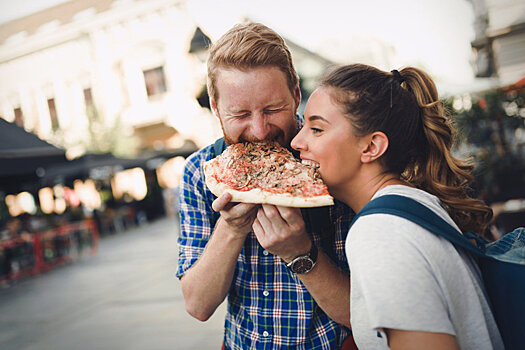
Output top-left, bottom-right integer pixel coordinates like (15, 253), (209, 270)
(292, 258), (314, 274)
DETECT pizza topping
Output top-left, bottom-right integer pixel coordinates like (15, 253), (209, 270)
(204, 142), (332, 202)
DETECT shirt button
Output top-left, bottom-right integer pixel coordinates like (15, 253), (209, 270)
(263, 290), (269, 296)
(263, 250), (269, 256)
(262, 331), (269, 337)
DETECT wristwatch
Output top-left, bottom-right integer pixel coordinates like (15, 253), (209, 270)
(285, 244), (318, 274)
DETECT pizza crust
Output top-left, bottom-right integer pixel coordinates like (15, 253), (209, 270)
(204, 171), (334, 208)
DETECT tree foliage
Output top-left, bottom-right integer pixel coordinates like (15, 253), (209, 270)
(450, 86), (525, 203)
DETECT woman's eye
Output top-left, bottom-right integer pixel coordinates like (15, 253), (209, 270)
(311, 128), (323, 134)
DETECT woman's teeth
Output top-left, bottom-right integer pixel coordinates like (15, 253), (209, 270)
(302, 160), (320, 168)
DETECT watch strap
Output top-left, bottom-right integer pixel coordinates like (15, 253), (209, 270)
(308, 243), (318, 263)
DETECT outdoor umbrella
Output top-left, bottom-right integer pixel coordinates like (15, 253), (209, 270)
(40, 138), (199, 185)
(0, 118), (66, 193)
(40, 153), (143, 184)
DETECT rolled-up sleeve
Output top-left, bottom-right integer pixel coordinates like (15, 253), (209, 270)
(176, 150), (218, 278)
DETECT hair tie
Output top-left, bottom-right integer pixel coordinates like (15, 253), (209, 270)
(391, 69), (405, 84)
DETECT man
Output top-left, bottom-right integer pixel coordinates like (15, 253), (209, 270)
(176, 22), (353, 349)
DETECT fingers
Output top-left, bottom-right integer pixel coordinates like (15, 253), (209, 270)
(226, 202), (258, 220)
(274, 206), (303, 225)
(259, 205), (303, 229)
(212, 196), (305, 240)
(255, 205), (306, 239)
(212, 193), (257, 217)
(256, 205), (273, 229)
(212, 193), (259, 234)
(252, 217), (264, 240)
(253, 205), (309, 259)
(212, 192), (233, 212)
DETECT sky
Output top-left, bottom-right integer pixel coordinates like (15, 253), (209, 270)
(0, 0), (478, 93)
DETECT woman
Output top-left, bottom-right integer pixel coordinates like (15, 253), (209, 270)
(291, 64), (504, 350)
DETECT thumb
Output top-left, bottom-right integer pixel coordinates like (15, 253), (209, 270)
(212, 192), (233, 212)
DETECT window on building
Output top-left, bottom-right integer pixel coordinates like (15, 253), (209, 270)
(143, 66), (167, 97)
(83, 88), (94, 109)
(13, 107), (24, 127)
(47, 98), (59, 130)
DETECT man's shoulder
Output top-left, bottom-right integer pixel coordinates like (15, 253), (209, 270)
(185, 143), (216, 169)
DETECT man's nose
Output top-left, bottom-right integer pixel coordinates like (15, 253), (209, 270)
(251, 113), (270, 140)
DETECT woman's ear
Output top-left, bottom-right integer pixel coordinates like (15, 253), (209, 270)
(361, 131), (389, 163)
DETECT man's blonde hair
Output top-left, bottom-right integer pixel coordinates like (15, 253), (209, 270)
(207, 22), (299, 103)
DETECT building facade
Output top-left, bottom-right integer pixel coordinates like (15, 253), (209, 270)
(0, 0), (221, 158)
(469, 0), (525, 86)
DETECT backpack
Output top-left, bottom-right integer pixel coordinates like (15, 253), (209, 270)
(352, 194), (525, 350)
(213, 137), (227, 156)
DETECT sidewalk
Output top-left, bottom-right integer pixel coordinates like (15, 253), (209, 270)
(0, 217), (226, 350)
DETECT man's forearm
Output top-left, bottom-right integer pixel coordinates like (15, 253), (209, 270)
(296, 252), (351, 328)
(180, 218), (247, 321)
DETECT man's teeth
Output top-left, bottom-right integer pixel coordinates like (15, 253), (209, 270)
(302, 160), (320, 167)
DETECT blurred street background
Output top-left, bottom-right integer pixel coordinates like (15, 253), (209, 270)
(0, 0), (524, 349)
(0, 217), (226, 350)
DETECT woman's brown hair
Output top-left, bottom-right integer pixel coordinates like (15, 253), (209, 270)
(322, 64), (493, 236)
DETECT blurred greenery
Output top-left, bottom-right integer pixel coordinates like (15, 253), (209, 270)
(449, 86), (525, 203)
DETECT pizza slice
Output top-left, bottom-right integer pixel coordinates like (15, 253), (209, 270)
(203, 142), (334, 207)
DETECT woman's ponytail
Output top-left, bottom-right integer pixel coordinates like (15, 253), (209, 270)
(400, 67), (493, 235)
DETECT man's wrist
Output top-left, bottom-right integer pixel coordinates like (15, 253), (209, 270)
(215, 217), (251, 241)
(281, 240), (313, 264)
(283, 243), (318, 275)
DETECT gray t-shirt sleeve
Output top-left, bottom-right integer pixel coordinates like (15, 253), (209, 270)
(348, 214), (456, 336)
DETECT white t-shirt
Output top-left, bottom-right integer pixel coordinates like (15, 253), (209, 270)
(346, 185), (504, 350)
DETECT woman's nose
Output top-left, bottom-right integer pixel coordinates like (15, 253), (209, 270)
(291, 128), (305, 151)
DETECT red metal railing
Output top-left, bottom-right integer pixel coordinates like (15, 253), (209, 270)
(0, 219), (99, 283)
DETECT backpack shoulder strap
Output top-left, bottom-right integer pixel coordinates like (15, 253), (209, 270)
(353, 194), (485, 257)
(212, 137), (226, 157)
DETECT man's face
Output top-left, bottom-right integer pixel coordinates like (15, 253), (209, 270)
(211, 66), (300, 147)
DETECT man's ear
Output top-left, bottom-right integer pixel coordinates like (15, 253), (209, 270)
(293, 83), (301, 111)
(210, 98), (219, 117)
(361, 131), (389, 163)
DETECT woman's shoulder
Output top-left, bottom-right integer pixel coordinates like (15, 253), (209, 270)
(371, 185), (459, 229)
(347, 186), (460, 261)
(348, 211), (437, 250)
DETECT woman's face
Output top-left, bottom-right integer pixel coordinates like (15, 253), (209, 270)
(291, 87), (365, 198)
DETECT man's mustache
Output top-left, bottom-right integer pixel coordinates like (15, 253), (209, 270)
(239, 129), (284, 144)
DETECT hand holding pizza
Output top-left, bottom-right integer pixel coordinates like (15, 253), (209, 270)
(206, 142), (331, 258)
(252, 204), (311, 262)
(212, 192), (259, 238)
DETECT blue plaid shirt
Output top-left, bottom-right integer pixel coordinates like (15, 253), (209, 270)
(177, 140), (354, 349)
